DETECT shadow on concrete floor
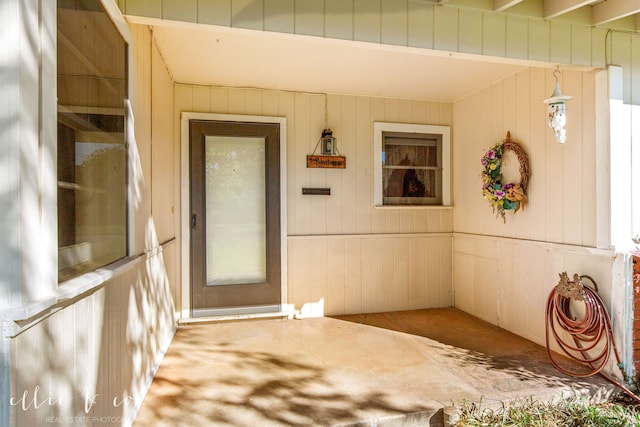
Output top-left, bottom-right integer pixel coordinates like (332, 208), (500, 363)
(133, 308), (613, 427)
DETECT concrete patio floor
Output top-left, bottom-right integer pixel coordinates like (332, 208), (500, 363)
(132, 308), (615, 426)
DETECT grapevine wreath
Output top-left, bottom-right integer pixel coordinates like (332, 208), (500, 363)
(480, 131), (530, 221)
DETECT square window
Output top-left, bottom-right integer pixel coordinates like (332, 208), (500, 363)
(374, 122), (451, 207)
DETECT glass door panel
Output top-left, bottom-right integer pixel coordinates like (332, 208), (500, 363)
(205, 136), (266, 286)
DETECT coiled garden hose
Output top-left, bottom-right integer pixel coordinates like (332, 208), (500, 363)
(545, 272), (640, 403)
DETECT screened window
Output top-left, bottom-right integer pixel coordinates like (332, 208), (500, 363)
(57, 0), (128, 282)
(374, 122), (451, 207)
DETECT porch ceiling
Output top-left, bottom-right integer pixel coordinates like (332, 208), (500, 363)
(150, 24), (530, 103)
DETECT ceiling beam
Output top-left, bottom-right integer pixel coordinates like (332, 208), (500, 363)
(493, 0), (523, 12)
(592, 0), (640, 26)
(543, 0), (598, 19)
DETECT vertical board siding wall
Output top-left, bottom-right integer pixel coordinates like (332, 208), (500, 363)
(122, 0), (640, 250)
(132, 23), (182, 316)
(11, 256), (176, 426)
(173, 84), (453, 236)
(124, 0), (640, 335)
(453, 67), (597, 246)
(173, 82), (454, 315)
(289, 234), (452, 316)
(451, 66), (620, 348)
(9, 25), (179, 426)
(147, 24), (182, 316)
(453, 234), (617, 349)
(120, 1), (608, 69)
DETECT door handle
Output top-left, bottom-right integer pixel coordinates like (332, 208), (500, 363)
(191, 214), (197, 229)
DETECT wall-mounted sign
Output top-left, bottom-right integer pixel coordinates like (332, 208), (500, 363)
(307, 155), (346, 169)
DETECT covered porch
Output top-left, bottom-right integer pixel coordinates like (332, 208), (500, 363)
(5, 1), (640, 426)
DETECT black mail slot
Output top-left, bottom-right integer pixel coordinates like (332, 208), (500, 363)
(302, 188), (331, 196)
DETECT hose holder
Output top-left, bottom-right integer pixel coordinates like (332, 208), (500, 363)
(554, 272), (586, 301)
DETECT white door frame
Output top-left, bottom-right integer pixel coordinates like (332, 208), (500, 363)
(180, 112), (287, 319)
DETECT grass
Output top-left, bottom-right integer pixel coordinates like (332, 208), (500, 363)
(455, 394), (640, 426)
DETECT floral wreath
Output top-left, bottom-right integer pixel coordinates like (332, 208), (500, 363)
(480, 131), (530, 221)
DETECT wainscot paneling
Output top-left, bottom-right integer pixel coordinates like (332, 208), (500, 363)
(289, 234), (452, 316)
(453, 233), (618, 351)
(11, 251), (177, 426)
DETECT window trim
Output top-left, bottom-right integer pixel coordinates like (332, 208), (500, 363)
(373, 122), (451, 208)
